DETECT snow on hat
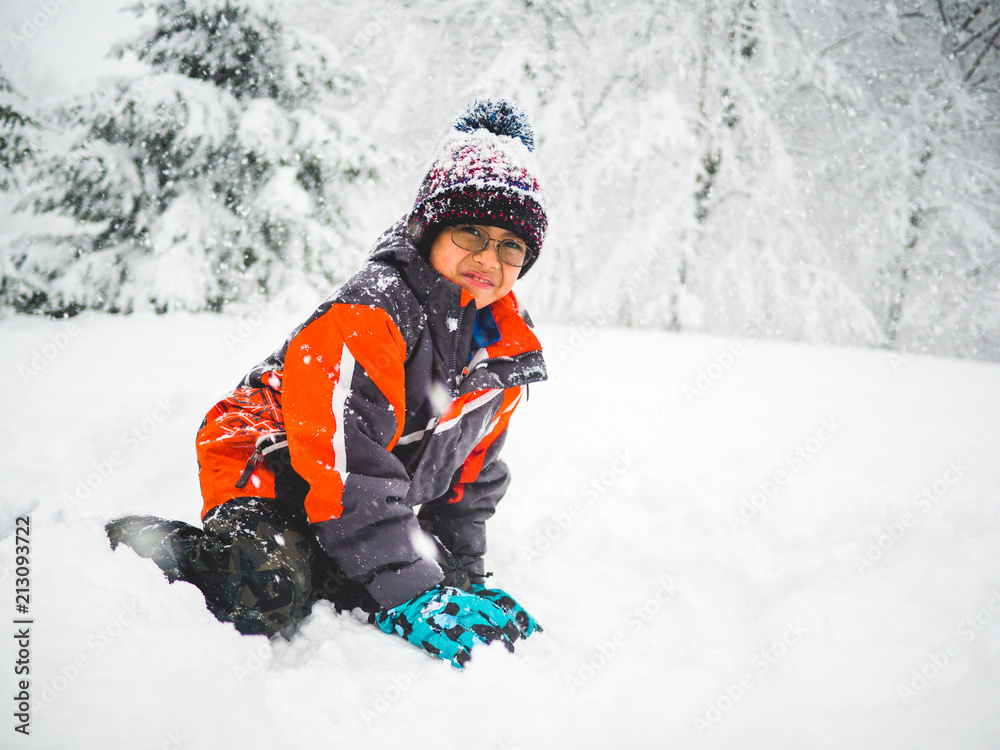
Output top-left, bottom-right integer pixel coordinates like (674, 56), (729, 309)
(408, 98), (547, 276)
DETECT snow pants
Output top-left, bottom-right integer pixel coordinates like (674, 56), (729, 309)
(180, 435), (378, 636)
(189, 496), (379, 637)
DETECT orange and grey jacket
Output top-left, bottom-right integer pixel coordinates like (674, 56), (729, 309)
(195, 220), (547, 609)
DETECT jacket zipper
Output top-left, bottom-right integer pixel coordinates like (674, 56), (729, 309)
(235, 449), (263, 489)
(235, 433), (288, 489)
(452, 301), (474, 388)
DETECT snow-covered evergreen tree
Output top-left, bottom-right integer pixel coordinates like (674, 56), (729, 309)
(0, 68), (37, 192)
(4, 0), (375, 314)
(5, 0), (998, 358)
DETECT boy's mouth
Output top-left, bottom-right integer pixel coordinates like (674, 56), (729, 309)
(461, 271), (495, 290)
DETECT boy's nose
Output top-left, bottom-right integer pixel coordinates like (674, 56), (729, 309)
(473, 243), (502, 267)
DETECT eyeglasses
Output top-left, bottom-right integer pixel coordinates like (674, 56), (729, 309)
(450, 225), (533, 268)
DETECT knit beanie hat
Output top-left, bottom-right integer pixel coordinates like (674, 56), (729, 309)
(407, 98), (547, 276)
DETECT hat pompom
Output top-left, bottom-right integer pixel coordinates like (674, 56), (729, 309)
(453, 98), (535, 152)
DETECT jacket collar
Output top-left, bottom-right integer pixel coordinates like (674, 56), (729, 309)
(370, 218), (547, 391)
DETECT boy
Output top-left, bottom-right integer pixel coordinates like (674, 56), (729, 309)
(107, 99), (547, 668)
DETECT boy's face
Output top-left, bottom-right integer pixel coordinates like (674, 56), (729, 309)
(428, 224), (523, 309)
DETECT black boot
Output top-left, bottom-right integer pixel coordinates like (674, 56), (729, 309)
(105, 515), (204, 583)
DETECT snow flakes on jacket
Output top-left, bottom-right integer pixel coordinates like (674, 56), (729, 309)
(195, 219), (546, 608)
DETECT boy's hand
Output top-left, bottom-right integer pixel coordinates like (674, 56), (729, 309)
(371, 585), (520, 668)
(472, 584), (543, 637)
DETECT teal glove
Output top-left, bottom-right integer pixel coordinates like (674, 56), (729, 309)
(371, 585), (520, 668)
(472, 584), (543, 637)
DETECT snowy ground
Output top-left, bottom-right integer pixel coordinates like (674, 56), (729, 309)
(2, 311), (1000, 749)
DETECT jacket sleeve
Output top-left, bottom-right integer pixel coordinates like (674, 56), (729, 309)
(282, 303), (443, 609)
(418, 386), (524, 582)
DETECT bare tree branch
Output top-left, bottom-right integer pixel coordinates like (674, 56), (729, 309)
(954, 15), (1000, 53)
(726, 0), (748, 52)
(960, 1), (992, 31)
(818, 30), (864, 58)
(937, 0), (950, 26)
(964, 20), (1000, 80)
(698, 0), (714, 123)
